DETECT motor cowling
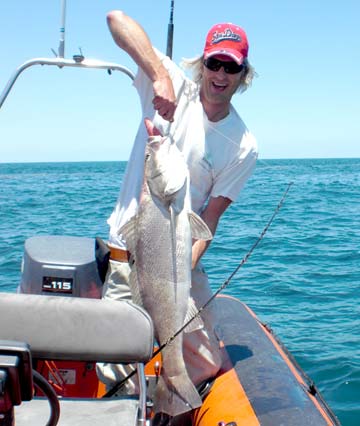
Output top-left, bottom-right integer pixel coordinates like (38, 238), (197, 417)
(18, 235), (105, 299)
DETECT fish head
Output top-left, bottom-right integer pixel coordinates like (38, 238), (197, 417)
(145, 135), (188, 206)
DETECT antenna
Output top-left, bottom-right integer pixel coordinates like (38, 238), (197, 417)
(58, 0), (66, 57)
(166, 0), (175, 59)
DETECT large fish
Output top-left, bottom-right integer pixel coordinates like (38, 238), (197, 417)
(119, 126), (212, 416)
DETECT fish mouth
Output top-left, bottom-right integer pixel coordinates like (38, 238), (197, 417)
(147, 135), (164, 150)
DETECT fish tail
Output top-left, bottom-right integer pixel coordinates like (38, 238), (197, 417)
(153, 372), (202, 416)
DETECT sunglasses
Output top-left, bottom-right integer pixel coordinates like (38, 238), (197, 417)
(203, 57), (245, 74)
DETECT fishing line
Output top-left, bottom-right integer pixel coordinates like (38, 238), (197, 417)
(103, 181), (293, 398)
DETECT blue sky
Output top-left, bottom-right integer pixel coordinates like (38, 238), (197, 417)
(0, 0), (359, 162)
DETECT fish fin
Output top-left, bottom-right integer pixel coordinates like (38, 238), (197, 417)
(164, 144), (188, 198)
(183, 297), (204, 333)
(167, 181), (187, 215)
(165, 177), (186, 201)
(188, 212), (213, 241)
(154, 373), (202, 416)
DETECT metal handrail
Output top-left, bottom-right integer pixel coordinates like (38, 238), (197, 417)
(0, 56), (135, 109)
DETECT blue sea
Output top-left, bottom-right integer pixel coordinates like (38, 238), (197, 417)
(0, 158), (359, 425)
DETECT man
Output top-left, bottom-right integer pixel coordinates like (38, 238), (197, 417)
(97, 9), (258, 405)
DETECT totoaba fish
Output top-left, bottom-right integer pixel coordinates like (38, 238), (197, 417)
(119, 126), (212, 416)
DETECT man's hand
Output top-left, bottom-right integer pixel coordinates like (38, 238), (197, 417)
(152, 75), (177, 122)
(106, 10), (176, 123)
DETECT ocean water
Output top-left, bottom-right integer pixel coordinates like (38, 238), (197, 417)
(0, 158), (359, 425)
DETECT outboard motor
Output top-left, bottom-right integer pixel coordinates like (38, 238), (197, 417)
(18, 235), (109, 398)
(19, 235), (105, 298)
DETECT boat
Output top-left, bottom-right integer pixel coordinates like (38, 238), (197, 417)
(0, 235), (341, 426)
(0, 2), (340, 425)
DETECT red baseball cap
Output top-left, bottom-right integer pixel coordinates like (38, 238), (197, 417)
(204, 23), (249, 65)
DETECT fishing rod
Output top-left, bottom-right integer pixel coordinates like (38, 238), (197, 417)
(103, 182), (293, 398)
(166, 0), (175, 59)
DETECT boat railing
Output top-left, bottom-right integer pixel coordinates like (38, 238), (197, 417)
(1, 0), (136, 109)
(0, 55), (135, 109)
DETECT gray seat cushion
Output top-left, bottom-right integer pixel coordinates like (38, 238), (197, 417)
(15, 397), (139, 426)
(0, 293), (154, 363)
(0, 293), (154, 426)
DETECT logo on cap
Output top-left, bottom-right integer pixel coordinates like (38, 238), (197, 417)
(211, 28), (242, 45)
